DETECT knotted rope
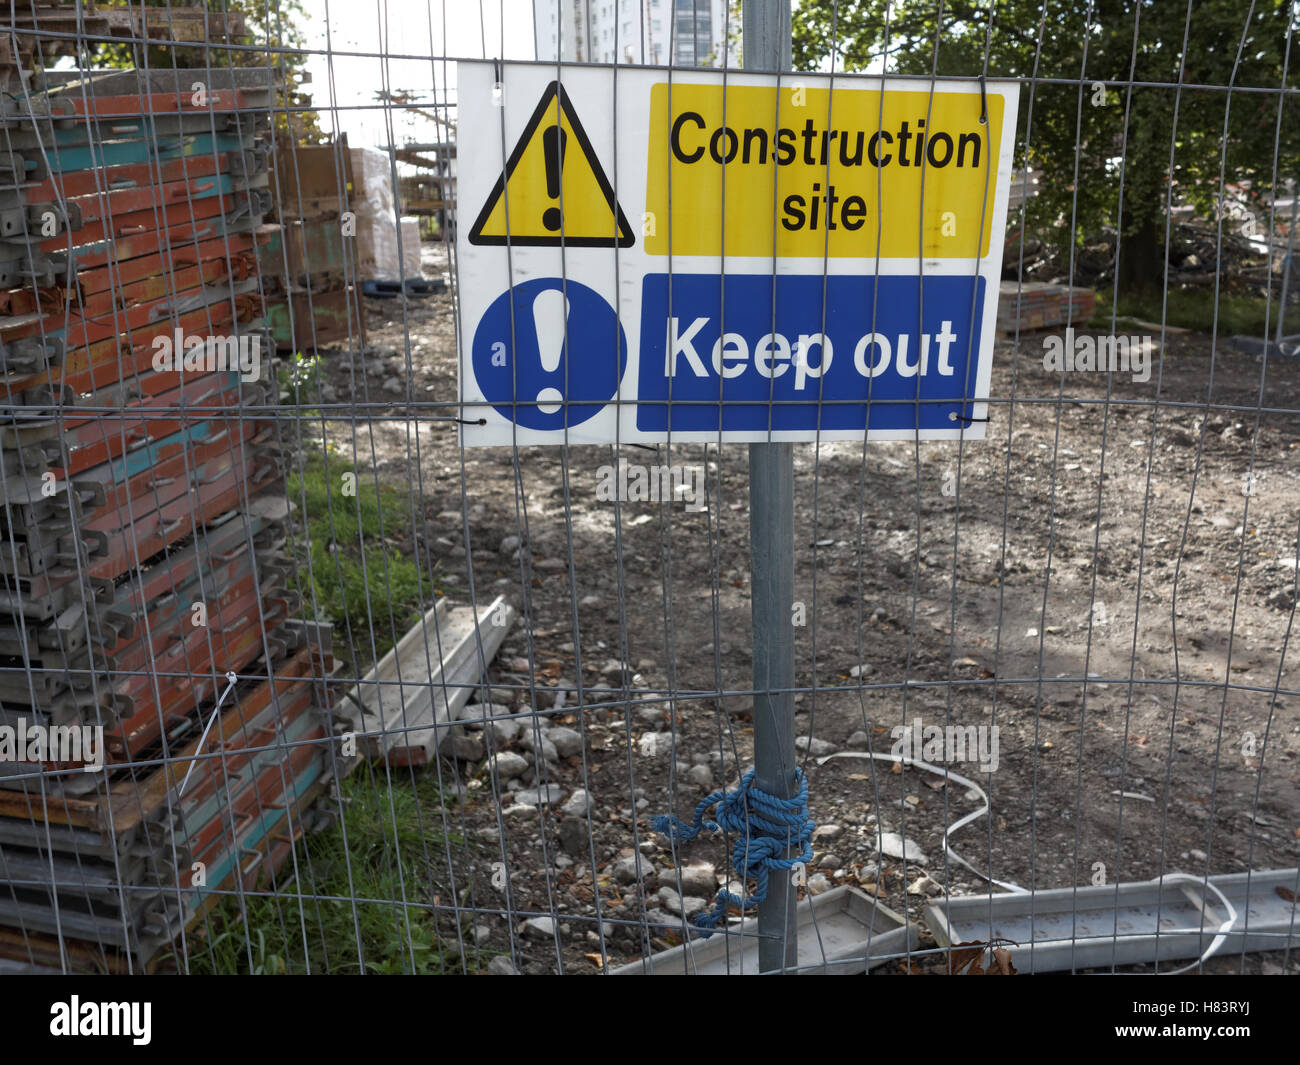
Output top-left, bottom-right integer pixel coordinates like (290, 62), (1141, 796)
(652, 767), (814, 934)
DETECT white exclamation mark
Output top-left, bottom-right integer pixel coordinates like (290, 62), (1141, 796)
(533, 287), (568, 415)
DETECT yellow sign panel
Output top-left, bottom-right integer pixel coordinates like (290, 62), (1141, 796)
(645, 83), (1004, 259)
(469, 81), (634, 247)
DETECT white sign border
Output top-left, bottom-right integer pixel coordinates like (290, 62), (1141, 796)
(455, 61), (1020, 447)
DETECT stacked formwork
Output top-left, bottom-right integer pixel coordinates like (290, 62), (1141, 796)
(0, 57), (341, 970)
(0, 5), (248, 94)
(265, 140), (366, 351)
(395, 139), (456, 239)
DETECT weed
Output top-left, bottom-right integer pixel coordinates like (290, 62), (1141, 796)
(182, 771), (480, 975)
(287, 445), (435, 666)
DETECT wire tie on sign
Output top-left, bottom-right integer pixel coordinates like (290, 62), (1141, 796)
(953, 413), (990, 424)
(177, 671), (239, 798)
(978, 74), (988, 124)
(454, 417), (488, 426)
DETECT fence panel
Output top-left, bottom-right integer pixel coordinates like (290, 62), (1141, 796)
(0, 0), (1296, 980)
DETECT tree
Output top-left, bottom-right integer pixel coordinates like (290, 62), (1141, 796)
(792, 1), (1300, 297)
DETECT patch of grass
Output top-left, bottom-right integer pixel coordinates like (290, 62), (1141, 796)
(168, 447), (473, 976)
(1089, 287), (1279, 336)
(288, 445), (436, 665)
(182, 771), (476, 975)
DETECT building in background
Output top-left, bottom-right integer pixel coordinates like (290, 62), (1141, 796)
(533, 0), (733, 66)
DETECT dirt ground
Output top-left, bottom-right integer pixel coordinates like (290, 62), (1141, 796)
(309, 244), (1300, 975)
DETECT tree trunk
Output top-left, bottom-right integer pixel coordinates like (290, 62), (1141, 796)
(1117, 216), (1166, 301)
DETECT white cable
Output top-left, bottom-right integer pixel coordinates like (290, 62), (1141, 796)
(815, 749), (1029, 893)
(177, 671), (240, 797)
(1150, 873), (1237, 976)
(815, 751), (1238, 972)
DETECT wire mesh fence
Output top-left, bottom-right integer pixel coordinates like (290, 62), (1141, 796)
(0, 0), (1297, 981)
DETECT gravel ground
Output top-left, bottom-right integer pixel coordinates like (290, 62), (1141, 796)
(306, 245), (1300, 974)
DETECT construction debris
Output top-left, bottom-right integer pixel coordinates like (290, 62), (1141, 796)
(609, 886), (920, 975)
(338, 595), (516, 766)
(924, 869), (1300, 974)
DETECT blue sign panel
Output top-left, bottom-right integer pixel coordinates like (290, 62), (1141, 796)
(636, 273), (985, 433)
(472, 277), (628, 431)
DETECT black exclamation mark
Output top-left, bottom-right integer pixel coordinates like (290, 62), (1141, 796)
(542, 124), (567, 232)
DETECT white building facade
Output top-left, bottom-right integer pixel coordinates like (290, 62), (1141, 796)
(533, 0), (733, 67)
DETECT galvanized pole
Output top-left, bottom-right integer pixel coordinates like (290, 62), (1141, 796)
(743, 0), (798, 975)
(1276, 181), (1298, 349)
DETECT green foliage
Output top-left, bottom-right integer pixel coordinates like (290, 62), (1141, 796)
(167, 446), (473, 976)
(278, 351), (322, 405)
(1091, 286), (1277, 336)
(288, 445), (435, 667)
(183, 771), (472, 975)
(95, 0), (305, 70)
(793, 1), (1300, 292)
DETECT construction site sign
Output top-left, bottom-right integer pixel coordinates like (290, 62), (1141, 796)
(456, 61), (1019, 446)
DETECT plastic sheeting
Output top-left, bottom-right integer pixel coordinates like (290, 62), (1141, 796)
(349, 146), (404, 281)
(400, 217), (423, 279)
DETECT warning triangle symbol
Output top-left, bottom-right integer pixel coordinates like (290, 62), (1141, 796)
(468, 81), (634, 248)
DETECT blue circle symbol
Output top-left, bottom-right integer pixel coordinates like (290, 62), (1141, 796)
(472, 278), (628, 430)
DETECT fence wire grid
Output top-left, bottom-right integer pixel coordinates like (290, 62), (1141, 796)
(0, 0), (1296, 980)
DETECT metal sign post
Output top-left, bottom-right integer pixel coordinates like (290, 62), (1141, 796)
(454, 6), (1016, 976)
(743, 0), (799, 975)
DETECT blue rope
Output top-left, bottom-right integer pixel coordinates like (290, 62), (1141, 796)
(651, 767), (815, 934)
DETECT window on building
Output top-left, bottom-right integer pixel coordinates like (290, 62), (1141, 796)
(672, 0), (712, 65)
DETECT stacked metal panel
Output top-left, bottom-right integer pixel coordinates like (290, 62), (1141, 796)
(0, 64), (339, 970)
(0, 4), (247, 94)
(265, 140), (366, 351)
